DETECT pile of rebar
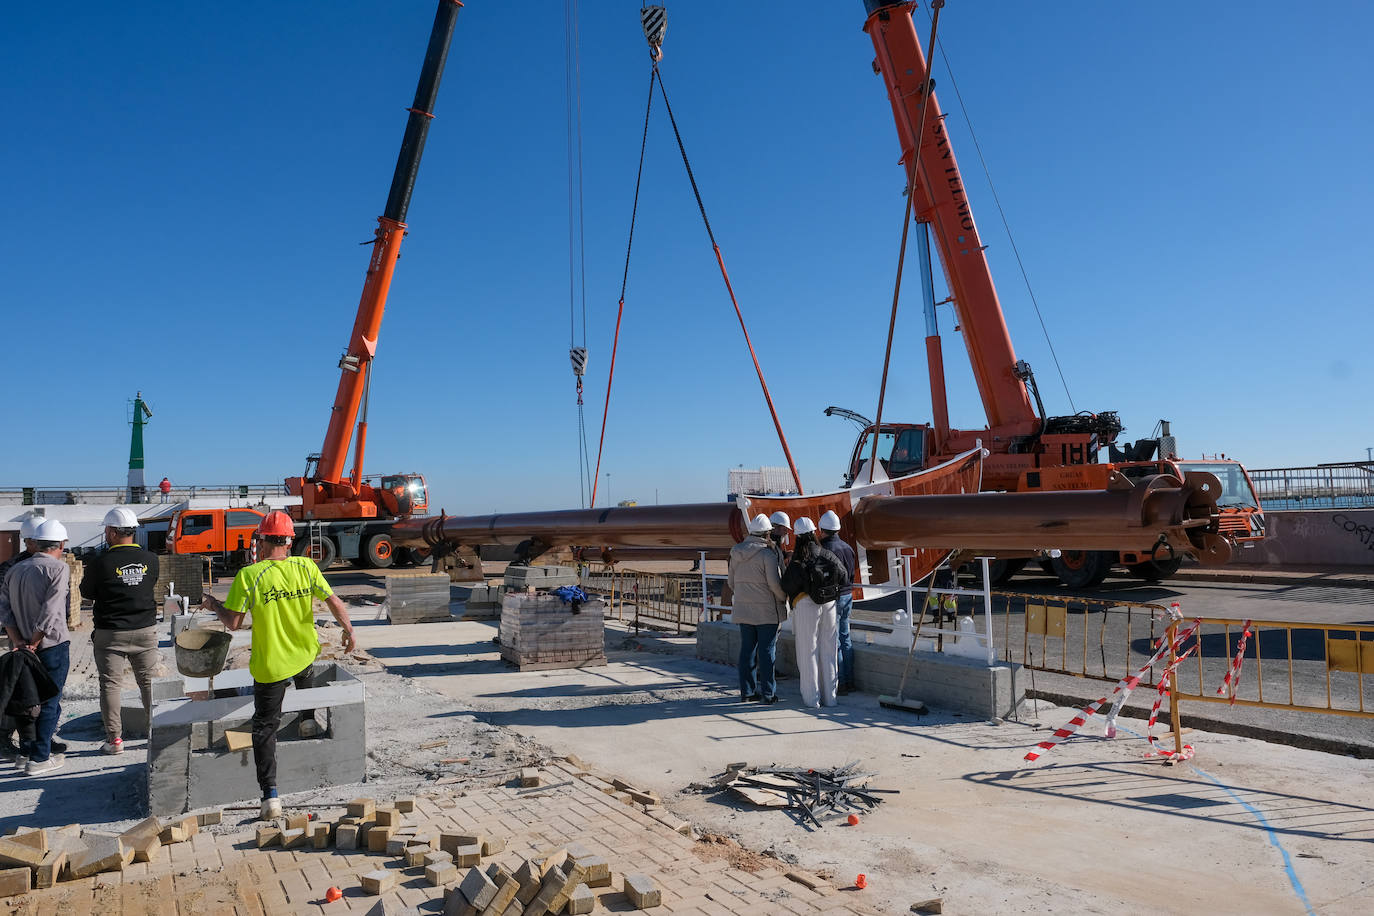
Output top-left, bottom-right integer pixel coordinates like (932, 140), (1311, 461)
(716, 761), (892, 828)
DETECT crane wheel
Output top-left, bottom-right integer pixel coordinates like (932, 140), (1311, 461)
(304, 536), (337, 570)
(364, 534), (395, 569)
(1051, 550), (1112, 589)
(987, 558), (1027, 586)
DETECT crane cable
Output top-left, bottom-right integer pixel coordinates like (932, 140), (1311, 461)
(566, 0), (593, 506)
(917, 4), (1076, 412)
(592, 5), (804, 503)
(869, 0), (944, 484)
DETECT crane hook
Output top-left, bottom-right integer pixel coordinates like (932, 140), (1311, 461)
(641, 5), (666, 61)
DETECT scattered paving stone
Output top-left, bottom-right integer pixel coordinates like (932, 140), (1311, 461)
(360, 868), (397, 895)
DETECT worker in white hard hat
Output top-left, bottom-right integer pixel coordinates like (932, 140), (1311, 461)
(728, 514), (788, 704)
(0, 519), (72, 775)
(768, 510), (791, 557)
(817, 510), (858, 694)
(0, 516), (53, 762)
(780, 517), (846, 708)
(81, 507), (161, 755)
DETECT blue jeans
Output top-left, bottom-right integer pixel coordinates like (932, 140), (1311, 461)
(835, 592), (854, 689)
(23, 641), (70, 762)
(738, 623), (778, 700)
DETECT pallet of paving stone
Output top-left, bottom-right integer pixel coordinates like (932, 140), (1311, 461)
(386, 572), (453, 625)
(499, 594), (606, 670)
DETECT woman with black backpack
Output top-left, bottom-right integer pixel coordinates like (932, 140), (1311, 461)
(780, 517), (846, 708)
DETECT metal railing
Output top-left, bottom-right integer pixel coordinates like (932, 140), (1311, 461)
(0, 483), (289, 506)
(580, 558), (727, 635)
(1248, 462), (1374, 510)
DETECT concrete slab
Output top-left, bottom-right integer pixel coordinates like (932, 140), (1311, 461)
(359, 616), (1374, 916)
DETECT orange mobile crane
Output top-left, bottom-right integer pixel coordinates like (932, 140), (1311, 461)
(280, 0), (462, 568)
(837, 1), (1262, 587)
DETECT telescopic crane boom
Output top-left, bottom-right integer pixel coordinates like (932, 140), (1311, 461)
(285, 0), (462, 521)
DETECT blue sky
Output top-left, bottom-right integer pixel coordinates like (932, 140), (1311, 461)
(3, 1), (1370, 513)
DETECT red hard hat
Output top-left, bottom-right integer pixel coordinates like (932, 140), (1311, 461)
(257, 511), (296, 538)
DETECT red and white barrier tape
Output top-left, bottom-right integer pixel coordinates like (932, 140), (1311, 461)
(1142, 629), (1200, 760)
(1215, 620), (1253, 705)
(1024, 618), (1200, 763)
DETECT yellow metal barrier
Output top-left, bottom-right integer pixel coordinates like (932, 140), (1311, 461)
(580, 566), (713, 634)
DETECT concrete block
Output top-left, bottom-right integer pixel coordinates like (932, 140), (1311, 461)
(67, 836), (132, 879)
(512, 860), (542, 905)
(196, 809), (222, 827)
(454, 844), (481, 867)
(158, 824), (189, 845)
(425, 850), (454, 868)
(695, 620), (1022, 719)
(336, 824), (360, 850)
(361, 869), (397, 895)
(365, 901), (422, 916)
(477, 876), (520, 916)
(444, 889), (480, 916)
(374, 808), (402, 827)
(396, 797), (416, 813)
(5, 829), (48, 854)
(147, 664), (366, 817)
(459, 866), (499, 910)
(623, 873), (660, 908)
(34, 848), (68, 889)
(312, 823), (334, 849)
(565, 883), (595, 915)
(280, 828), (309, 850)
(405, 845), (432, 867)
(0, 837), (45, 869)
(0, 866), (30, 898)
(348, 798), (377, 818)
(519, 768), (541, 788)
(502, 565), (578, 590)
(119, 676), (187, 738)
(255, 827), (281, 849)
(525, 863), (585, 916)
(573, 855), (608, 884)
(387, 573), (453, 625)
(427, 862), (459, 886)
(286, 813), (309, 832)
(481, 836), (505, 857)
(367, 825), (396, 853)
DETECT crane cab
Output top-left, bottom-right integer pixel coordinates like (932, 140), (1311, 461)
(377, 474), (428, 518)
(842, 424), (932, 487)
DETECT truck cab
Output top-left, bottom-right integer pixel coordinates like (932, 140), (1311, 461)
(167, 507), (265, 562)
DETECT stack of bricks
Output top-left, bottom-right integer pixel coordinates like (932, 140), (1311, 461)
(461, 583), (504, 619)
(0, 811), (216, 899)
(498, 594), (607, 671)
(442, 843), (660, 915)
(61, 553), (83, 629)
(386, 572), (453, 625)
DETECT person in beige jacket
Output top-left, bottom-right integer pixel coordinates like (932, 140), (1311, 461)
(728, 514), (788, 703)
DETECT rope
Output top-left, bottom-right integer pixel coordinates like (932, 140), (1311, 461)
(869, 0), (943, 484)
(590, 69), (655, 509)
(566, 0), (592, 504)
(919, 6), (1075, 412)
(653, 65), (804, 495)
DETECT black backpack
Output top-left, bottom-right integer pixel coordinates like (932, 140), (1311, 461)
(803, 546), (845, 604)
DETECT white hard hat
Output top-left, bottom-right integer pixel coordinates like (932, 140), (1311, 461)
(748, 513), (772, 535)
(35, 519), (68, 542)
(793, 516), (817, 536)
(819, 510), (842, 531)
(769, 511), (790, 528)
(19, 516), (43, 540)
(103, 507), (140, 529)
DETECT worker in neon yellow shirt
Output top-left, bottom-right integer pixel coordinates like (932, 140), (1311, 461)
(202, 511), (356, 819)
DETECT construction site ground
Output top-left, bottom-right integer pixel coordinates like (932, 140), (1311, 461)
(1, 570), (1369, 915)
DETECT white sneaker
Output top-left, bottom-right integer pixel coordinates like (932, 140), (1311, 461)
(103, 738), (124, 755)
(260, 797), (282, 820)
(298, 720), (321, 738)
(26, 755), (64, 776)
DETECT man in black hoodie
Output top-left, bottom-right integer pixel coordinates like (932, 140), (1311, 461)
(81, 508), (160, 755)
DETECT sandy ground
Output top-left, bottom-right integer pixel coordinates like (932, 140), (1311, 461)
(4, 575), (1372, 914)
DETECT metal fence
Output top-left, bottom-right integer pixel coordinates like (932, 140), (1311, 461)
(0, 483), (289, 506)
(1248, 462), (1374, 510)
(580, 565), (727, 635)
(988, 592), (1174, 684)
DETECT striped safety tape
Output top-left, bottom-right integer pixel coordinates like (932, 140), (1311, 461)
(1215, 620), (1253, 705)
(1142, 629), (1201, 760)
(1024, 619), (1200, 763)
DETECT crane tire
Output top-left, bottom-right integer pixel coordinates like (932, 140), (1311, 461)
(1051, 550), (1112, 589)
(364, 534), (395, 569)
(1127, 556), (1183, 582)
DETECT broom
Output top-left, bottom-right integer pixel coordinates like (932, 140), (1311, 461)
(878, 561), (946, 715)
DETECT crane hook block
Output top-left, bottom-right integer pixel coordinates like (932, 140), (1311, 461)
(641, 5), (666, 60)
(570, 347), (588, 377)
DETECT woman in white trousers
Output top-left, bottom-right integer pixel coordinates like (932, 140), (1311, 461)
(781, 517), (841, 709)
